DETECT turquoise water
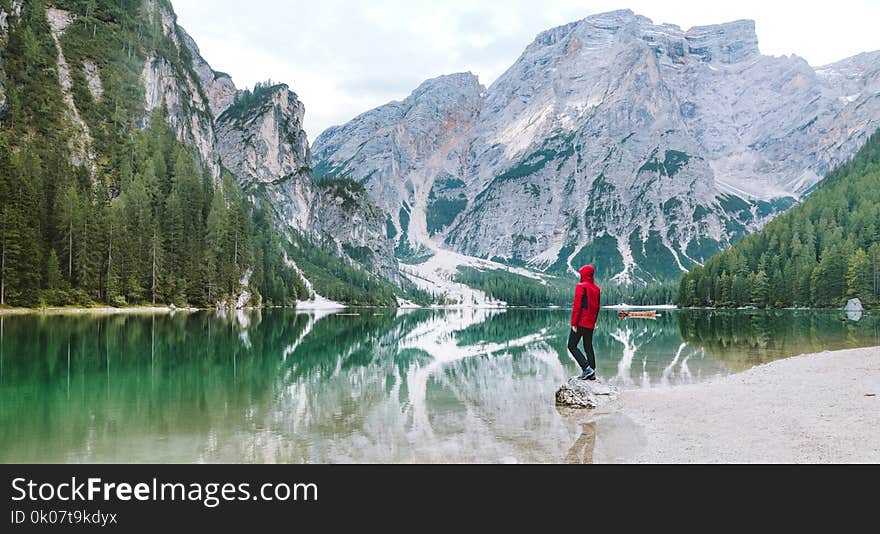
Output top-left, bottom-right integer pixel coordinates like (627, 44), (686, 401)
(0, 308), (877, 463)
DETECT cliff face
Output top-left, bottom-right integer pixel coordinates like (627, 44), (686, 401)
(313, 9), (880, 283)
(309, 180), (399, 283)
(3, 0), (226, 184)
(174, 5), (402, 290)
(0, 1), (22, 119)
(313, 73), (485, 254)
(138, 1), (223, 181)
(212, 82), (398, 281)
(179, 27), (236, 119)
(215, 84), (314, 230)
(160, 8), (398, 285)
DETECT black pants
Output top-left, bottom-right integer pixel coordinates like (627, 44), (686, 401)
(568, 327), (596, 371)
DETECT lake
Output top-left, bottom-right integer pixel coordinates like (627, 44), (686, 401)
(1, 308), (877, 463)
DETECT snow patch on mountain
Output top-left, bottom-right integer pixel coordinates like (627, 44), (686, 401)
(283, 253), (345, 310)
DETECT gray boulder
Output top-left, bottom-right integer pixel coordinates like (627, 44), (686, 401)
(845, 298), (863, 312)
(845, 298), (863, 322)
(555, 377), (619, 409)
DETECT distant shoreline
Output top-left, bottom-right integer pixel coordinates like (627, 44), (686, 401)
(2, 303), (865, 316)
(0, 303), (683, 316)
(677, 306), (873, 312)
(0, 306), (184, 316)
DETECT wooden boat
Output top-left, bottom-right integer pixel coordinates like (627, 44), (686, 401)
(617, 310), (659, 320)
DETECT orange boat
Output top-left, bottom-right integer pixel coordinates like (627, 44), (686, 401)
(617, 310), (659, 320)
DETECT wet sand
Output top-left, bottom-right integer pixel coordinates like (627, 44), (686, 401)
(597, 346), (880, 463)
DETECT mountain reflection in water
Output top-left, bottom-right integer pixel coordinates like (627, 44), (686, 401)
(0, 309), (877, 463)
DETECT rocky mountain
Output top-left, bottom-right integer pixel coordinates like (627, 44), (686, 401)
(0, 0), (399, 307)
(314, 73), (485, 256)
(181, 23), (399, 285)
(167, 7), (399, 285)
(0, 1), (19, 132)
(313, 9), (880, 284)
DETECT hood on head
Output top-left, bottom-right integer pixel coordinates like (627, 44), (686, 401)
(579, 265), (595, 283)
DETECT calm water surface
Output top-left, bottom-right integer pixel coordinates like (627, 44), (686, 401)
(1, 308), (877, 463)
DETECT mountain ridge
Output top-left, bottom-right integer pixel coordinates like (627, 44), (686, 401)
(313, 8), (880, 285)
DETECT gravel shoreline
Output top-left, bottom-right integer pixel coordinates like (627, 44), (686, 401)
(595, 346), (880, 463)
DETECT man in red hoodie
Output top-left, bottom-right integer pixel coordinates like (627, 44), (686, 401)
(569, 265), (601, 381)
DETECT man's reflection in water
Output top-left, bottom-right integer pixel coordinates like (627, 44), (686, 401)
(561, 412), (648, 464)
(566, 421), (597, 464)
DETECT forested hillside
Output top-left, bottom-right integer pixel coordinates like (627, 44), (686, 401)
(678, 130), (880, 309)
(0, 0), (302, 308)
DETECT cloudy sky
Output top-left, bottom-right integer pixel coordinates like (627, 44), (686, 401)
(172, 0), (880, 141)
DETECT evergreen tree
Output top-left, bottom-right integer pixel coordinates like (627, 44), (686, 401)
(811, 244), (847, 308)
(847, 249), (873, 303)
(205, 179), (229, 303)
(46, 249), (63, 291)
(751, 270), (769, 307)
(0, 205), (21, 306)
(105, 201), (125, 306)
(57, 183), (81, 283)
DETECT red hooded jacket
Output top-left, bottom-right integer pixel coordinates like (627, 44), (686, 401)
(571, 265), (601, 329)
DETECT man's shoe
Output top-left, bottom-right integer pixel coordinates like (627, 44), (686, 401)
(579, 367), (596, 381)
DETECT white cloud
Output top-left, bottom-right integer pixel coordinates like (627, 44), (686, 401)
(171, 0), (880, 141)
